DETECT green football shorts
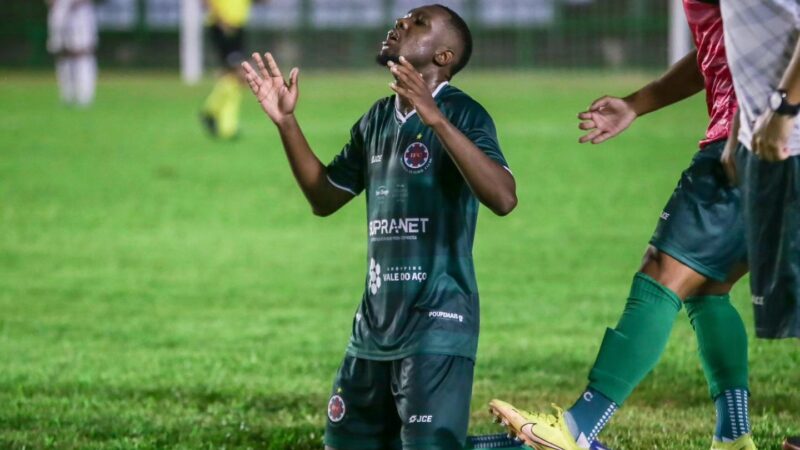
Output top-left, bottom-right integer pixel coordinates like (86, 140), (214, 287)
(650, 140), (747, 282)
(324, 354), (474, 450)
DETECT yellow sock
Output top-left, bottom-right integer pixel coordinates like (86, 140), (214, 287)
(217, 79), (242, 139)
(203, 73), (242, 138)
(203, 74), (232, 115)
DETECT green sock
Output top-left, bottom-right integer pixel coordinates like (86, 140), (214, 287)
(685, 294), (750, 441)
(685, 294), (749, 399)
(588, 272), (682, 405)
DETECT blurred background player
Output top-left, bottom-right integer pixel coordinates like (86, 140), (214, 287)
(200, 0), (266, 139)
(490, 1), (755, 449)
(719, 0), (800, 448)
(47, 0), (98, 107)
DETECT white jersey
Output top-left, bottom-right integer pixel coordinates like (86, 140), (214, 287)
(721, 0), (800, 155)
(48, 0), (97, 54)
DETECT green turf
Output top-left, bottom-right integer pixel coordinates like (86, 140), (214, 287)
(0, 70), (798, 449)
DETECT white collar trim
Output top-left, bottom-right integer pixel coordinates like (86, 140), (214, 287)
(394, 81), (449, 124)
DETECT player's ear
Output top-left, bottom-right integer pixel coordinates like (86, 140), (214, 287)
(433, 48), (455, 68)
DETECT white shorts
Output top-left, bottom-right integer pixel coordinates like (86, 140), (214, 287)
(48, 0), (97, 54)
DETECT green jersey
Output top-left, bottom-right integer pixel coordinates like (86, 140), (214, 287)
(326, 82), (509, 361)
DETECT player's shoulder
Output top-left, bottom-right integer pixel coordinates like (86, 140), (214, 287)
(438, 84), (492, 117)
(351, 96), (394, 131)
(361, 96), (395, 121)
(437, 84), (494, 124)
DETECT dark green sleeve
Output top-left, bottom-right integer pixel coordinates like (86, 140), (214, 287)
(457, 103), (509, 170)
(326, 117), (366, 196)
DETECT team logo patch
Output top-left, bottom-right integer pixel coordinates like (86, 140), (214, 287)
(328, 394), (346, 423)
(402, 142), (432, 174)
(368, 258), (382, 295)
(375, 186), (389, 198)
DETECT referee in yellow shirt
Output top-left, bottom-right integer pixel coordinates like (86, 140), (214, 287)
(201, 0), (265, 139)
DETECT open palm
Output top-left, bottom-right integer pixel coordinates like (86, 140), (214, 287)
(242, 52), (299, 124)
(577, 96), (637, 144)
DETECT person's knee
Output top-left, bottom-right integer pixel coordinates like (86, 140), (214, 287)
(694, 280), (734, 296)
(639, 246), (673, 280)
(639, 247), (707, 299)
(694, 262), (747, 296)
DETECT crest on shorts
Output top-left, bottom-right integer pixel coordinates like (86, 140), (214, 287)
(327, 394), (346, 423)
(402, 142), (432, 174)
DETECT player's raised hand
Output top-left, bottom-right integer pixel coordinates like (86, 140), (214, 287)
(388, 56), (445, 127)
(752, 110), (794, 162)
(577, 96), (637, 144)
(242, 52), (300, 125)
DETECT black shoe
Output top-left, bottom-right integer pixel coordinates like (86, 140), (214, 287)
(784, 436), (800, 450)
(199, 112), (218, 137)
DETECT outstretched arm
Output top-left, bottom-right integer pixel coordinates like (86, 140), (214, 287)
(578, 50), (704, 144)
(242, 53), (354, 216)
(388, 58), (517, 216)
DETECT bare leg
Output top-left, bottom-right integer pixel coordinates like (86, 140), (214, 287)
(639, 245), (747, 299)
(639, 245), (709, 300)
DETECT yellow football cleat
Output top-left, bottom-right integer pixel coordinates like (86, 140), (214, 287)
(711, 434), (757, 450)
(489, 399), (584, 450)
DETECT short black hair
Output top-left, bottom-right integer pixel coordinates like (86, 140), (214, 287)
(434, 4), (473, 77)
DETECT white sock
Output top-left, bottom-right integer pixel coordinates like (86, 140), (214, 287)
(56, 57), (75, 104)
(74, 54), (97, 106)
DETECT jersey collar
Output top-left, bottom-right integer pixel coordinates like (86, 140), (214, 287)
(394, 81), (450, 125)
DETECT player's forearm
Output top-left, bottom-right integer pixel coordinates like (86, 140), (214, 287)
(276, 116), (348, 216)
(430, 119), (517, 216)
(779, 37), (800, 104)
(625, 50), (704, 116)
(729, 110), (740, 142)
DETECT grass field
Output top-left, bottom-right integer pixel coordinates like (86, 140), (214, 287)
(1, 70), (798, 450)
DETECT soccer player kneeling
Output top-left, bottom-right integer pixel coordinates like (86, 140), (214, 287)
(242, 5), (517, 449)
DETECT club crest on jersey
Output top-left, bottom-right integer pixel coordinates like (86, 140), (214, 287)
(402, 142), (432, 174)
(328, 394), (346, 423)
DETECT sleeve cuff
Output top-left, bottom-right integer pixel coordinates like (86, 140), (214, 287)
(326, 175), (359, 196)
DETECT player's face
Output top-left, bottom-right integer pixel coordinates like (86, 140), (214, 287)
(376, 6), (452, 69)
